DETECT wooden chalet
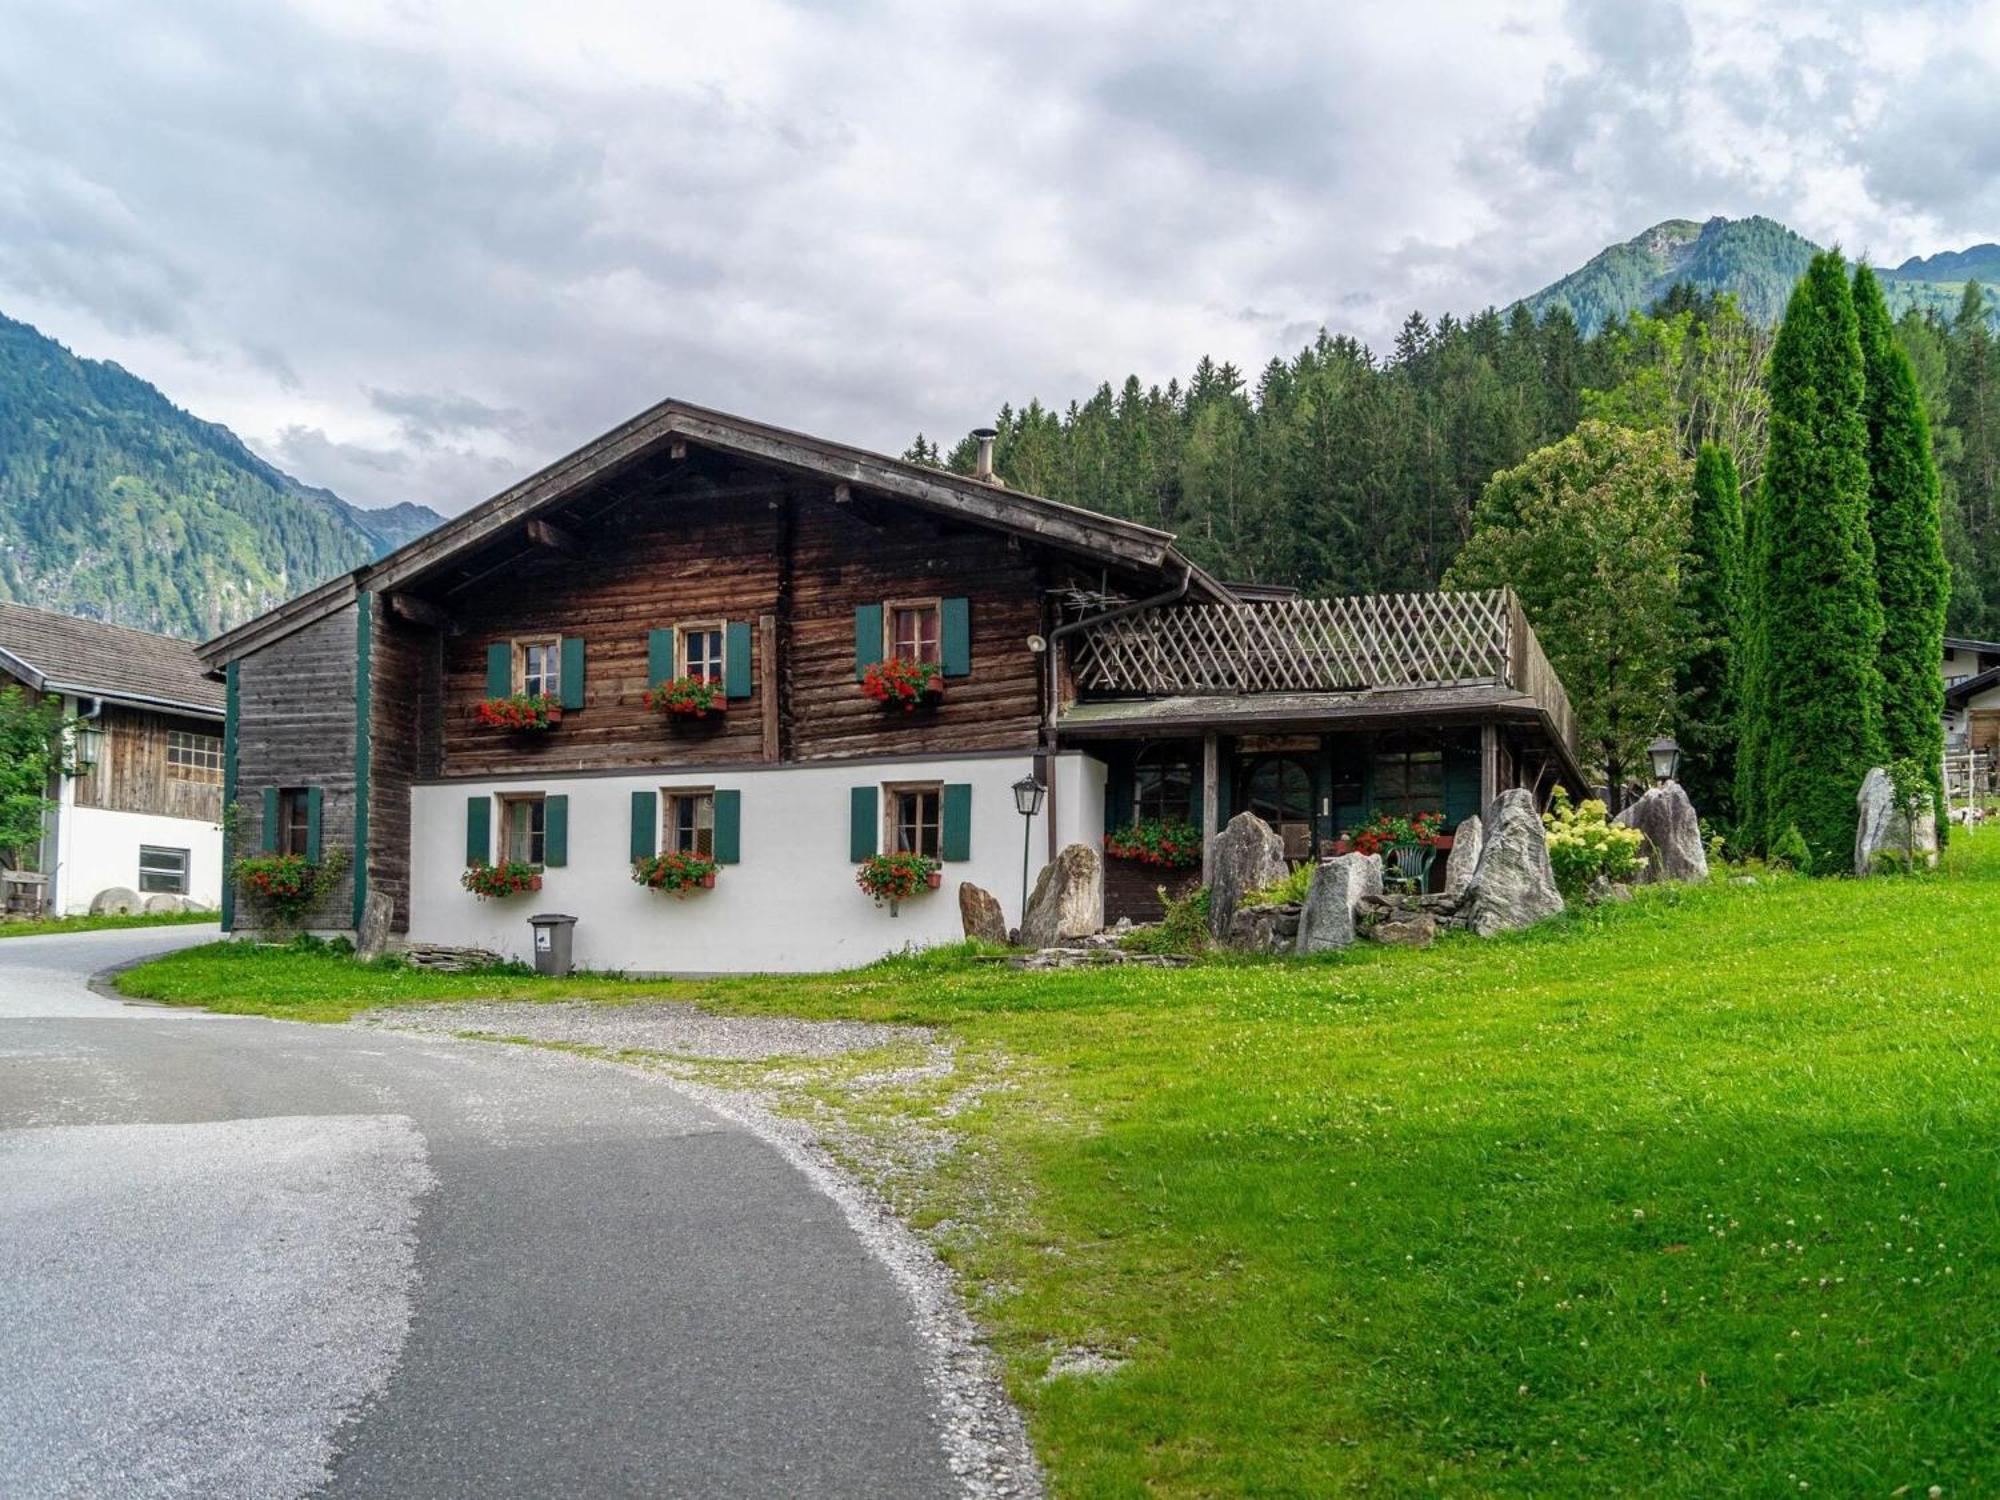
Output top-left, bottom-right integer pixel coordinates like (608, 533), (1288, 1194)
(199, 400), (1581, 971)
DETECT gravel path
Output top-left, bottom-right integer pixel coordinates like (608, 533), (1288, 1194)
(361, 999), (930, 1061)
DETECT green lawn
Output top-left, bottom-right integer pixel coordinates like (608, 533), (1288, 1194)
(1, 908), (217, 939)
(116, 839), (2000, 1496)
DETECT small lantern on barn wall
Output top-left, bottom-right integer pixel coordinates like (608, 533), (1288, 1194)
(1647, 734), (1681, 785)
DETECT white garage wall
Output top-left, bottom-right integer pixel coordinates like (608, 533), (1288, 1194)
(408, 750), (1107, 974)
(58, 805), (223, 914)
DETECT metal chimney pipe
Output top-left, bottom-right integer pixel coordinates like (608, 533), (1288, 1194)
(971, 427), (998, 483)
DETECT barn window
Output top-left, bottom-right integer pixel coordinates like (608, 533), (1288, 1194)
(167, 729), (223, 783)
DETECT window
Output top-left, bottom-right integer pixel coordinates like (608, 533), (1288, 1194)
(138, 845), (189, 894)
(167, 729), (223, 783)
(1371, 745), (1444, 819)
(664, 788), (716, 856)
(680, 625), (725, 684)
(889, 601), (941, 664)
(887, 783), (942, 858)
(1134, 743), (1195, 823)
(277, 788), (313, 857)
(499, 793), (546, 866)
(518, 639), (561, 699)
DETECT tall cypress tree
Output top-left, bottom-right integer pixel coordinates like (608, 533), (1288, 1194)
(1855, 266), (1949, 823)
(1752, 251), (1884, 867)
(1735, 475), (1769, 849)
(1677, 442), (1743, 824)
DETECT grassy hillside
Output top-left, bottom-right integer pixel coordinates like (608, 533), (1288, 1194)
(0, 312), (442, 638)
(1521, 215), (2000, 335)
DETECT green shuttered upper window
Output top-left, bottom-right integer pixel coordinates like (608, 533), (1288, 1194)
(857, 598), (970, 679)
(488, 637), (586, 710)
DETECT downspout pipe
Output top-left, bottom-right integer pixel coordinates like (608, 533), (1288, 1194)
(1039, 562), (1196, 860)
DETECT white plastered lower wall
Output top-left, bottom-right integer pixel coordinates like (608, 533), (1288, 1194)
(56, 805), (224, 914)
(407, 750), (1106, 973)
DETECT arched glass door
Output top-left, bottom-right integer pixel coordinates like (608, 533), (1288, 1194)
(1240, 755), (1316, 860)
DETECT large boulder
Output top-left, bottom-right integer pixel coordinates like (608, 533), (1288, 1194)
(1854, 766), (1938, 875)
(1207, 812), (1288, 942)
(958, 881), (1009, 945)
(1614, 782), (1709, 884)
(1296, 853), (1383, 953)
(1457, 788), (1565, 936)
(89, 886), (140, 916)
(355, 888), (397, 962)
(1020, 844), (1103, 949)
(1442, 815), (1483, 898)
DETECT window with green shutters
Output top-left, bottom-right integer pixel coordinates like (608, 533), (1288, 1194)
(650, 623), (755, 700)
(486, 637), (585, 709)
(264, 785), (320, 860)
(856, 598), (971, 678)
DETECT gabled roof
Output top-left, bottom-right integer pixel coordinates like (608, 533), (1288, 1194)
(1945, 663), (2000, 708)
(200, 398), (1233, 666)
(0, 602), (223, 717)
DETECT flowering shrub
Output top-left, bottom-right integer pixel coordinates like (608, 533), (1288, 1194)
(1103, 818), (1202, 870)
(1541, 786), (1644, 899)
(861, 657), (943, 711)
(645, 675), (723, 719)
(461, 861), (542, 899)
(856, 851), (941, 904)
(1343, 810), (1446, 856)
(632, 851), (720, 896)
(233, 848), (349, 923)
(475, 694), (561, 731)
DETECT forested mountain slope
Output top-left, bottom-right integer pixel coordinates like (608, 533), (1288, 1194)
(0, 313), (441, 638)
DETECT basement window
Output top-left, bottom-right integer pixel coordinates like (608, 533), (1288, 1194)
(138, 845), (189, 895)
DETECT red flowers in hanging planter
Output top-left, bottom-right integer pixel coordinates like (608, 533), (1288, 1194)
(644, 675), (724, 720)
(1103, 818), (1202, 870)
(475, 694), (561, 732)
(855, 851), (941, 905)
(461, 861), (542, 899)
(1342, 810), (1447, 857)
(861, 657), (943, 712)
(631, 851), (720, 897)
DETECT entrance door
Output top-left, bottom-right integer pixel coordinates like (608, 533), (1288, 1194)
(1239, 755), (1316, 861)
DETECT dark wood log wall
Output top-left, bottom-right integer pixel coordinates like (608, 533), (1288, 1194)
(367, 595), (439, 931)
(73, 705), (225, 822)
(234, 606), (358, 928)
(434, 487), (1046, 777)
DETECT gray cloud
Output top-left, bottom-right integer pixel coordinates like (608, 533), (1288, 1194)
(0, 0), (1991, 518)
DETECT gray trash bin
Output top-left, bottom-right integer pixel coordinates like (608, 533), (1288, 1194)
(527, 912), (578, 977)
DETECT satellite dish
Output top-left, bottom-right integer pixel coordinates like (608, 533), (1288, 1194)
(1026, 634), (1048, 654)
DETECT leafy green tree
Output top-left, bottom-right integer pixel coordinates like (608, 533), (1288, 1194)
(0, 686), (68, 867)
(1744, 252), (1883, 866)
(1677, 443), (1743, 824)
(1854, 266), (1948, 826)
(1445, 421), (1690, 797)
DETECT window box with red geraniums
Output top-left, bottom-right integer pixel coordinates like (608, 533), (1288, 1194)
(1340, 809), (1447, 857)
(861, 658), (943, 713)
(475, 694), (561, 732)
(645, 676), (723, 721)
(1103, 818), (1202, 870)
(632, 851), (720, 897)
(856, 851), (941, 909)
(461, 861), (542, 899)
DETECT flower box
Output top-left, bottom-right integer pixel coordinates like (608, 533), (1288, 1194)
(861, 657), (944, 713)
(476, 694), (562, 732)
(645, 676), (724, 722)
(632, 851), (721, 897)
(1341, 810), (1447, 857)
(856, 851), (941, 907)
(1103, 818), (1202, 870)
(461, 861), (542, 899)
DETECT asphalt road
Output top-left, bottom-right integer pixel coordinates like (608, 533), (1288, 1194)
(0, 928), (963, 1499)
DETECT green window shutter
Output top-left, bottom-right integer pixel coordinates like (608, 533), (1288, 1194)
(940, 597), (971, 678)
(647, 627), (677, 689)
(261, 786), (279, 853)
(544, 794), (569, 867)
(713, 789), (741, 864)
(305, 786), (324, 864)
(725, 621), (753, 699)
(631, 790), (658, 861)
(1442, 741), (1482, 828)
(466, 795), (491, 866)
(849, 786), (878, 861)
(485, 642), (512, 698)
(941, 783), (972, 861)
(854, 603), (884, 680)
(559, 636), (586, 710)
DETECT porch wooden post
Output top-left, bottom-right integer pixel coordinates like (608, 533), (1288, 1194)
(1201, 730), (1220, 886)
(1479, 723), (1501, 816)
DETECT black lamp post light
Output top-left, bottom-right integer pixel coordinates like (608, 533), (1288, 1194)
(1012, 773), (1046, 919)
(1647, 734), (1681, 785)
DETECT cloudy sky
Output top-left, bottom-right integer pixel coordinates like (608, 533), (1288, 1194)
(2, 0), (1996, 516)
